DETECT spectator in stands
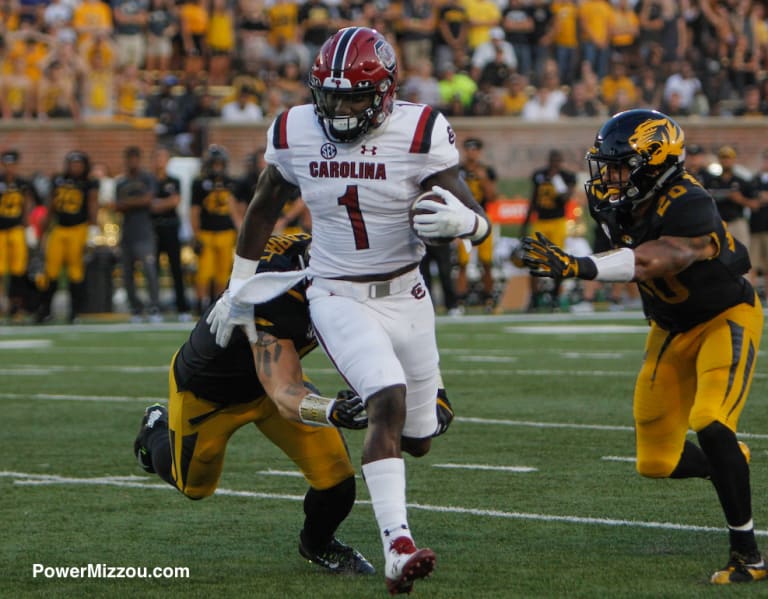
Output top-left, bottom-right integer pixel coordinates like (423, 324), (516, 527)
(112, 0), (148, 68)
(297, 0), (338, 62)
(37, 60), (80, 120)
(72, 0), (113, 46)
(274, 60), (310, 107)
(437, 61), (477, 115)
(42, 0), (73, 40)
(560, 80), (602, 118)
(501, 0), (533, 79)
(115, 145), (162, 323)
(114, 63), (145, 119)
(145, 74), (187, 150)
(206, 0), (236, 85)
(498, 72), (527, 116)
(433, 0), (469, 75)
(145, 0), (177, 73)
(521, 71), (565, 121)
(609, 0), (639, 68)
(400, 57), (441, 106)
(220, 85), (263, 122)
(578, 0), (611, 79)
(464, 0), (502, 52)
(663, 60), (702, 115)
(470, 26), (516, 84)
(734, 85), (767, 117)
(528, 0), (553, 81)
(662, 90), (691, 118)
(178, 0), (208, 75)
(238, 0), (272, 75)
(599, 58), (637, 113)
(729, 34), (761, 97)
(700, 145), (757, 251)
(550, 0), (577, 85)
(396, 0), (435, 73)
(1, 53), (35, 119)
(80, 46), (114, 120)
(636, 64), (663, 109)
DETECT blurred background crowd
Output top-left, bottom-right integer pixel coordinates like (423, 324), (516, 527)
(1, 0), (768, 154)
(4, 0), (768, 323)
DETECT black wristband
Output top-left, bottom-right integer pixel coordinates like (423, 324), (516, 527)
(576, 256), (598, 280)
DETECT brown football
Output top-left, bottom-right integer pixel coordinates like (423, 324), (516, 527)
(409, 191), (454, 246)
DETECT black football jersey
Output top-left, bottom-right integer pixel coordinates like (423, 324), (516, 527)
(589, 171), (754, 333)
(49, 175), (98, 227)
(173, 233), (314, 404)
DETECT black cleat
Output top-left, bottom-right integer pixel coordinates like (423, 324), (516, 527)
(133, 403), (168, 473)
(299, 536), (376, 575)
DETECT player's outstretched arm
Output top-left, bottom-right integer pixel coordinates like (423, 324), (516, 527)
(633, 234), (716, 281)
(522, 232), (716, 283)
(251, 331), (368, 430)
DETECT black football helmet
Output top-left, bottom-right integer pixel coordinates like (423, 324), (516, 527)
(65, 150), (90, 178)
(309, 27), (398, 143)
(203, 144), (229, 175)
(585, 109), (685, 213)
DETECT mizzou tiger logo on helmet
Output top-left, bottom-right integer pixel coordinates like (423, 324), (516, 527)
(629, 118), (685, 167)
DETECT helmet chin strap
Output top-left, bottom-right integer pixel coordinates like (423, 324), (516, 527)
(630, 163), (681, 212)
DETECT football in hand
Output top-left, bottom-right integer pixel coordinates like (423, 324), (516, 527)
(409, 191), (454, 246)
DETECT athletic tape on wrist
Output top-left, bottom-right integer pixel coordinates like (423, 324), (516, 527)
(298, 393), (332, 427)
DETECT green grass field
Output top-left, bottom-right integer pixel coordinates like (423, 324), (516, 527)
(2, 312), (768, 598)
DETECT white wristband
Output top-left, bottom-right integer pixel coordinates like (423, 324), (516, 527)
(230, 254), (260, 295)
(464, 214), (489, 242)
(591, 247), (636, 282)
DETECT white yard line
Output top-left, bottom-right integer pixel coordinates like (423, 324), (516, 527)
(0, 470), (760, 537)
(433, 463), (537, 473)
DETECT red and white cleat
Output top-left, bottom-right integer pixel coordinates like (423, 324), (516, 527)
(384, 536), (436, 595)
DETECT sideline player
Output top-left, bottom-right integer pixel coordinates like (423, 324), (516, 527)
(206, 27), (488, 594)
(36, 151), (99, 323)
(522, 109), (765, 584)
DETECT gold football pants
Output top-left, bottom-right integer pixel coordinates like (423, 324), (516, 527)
(167, 361), (355, 499)
(634, 297), (763, 478)
(196, 229), (236, 295)
(531, 217), (568, 250)
(0, 226), (27, 276)
(457, 229), (494, 265)
(44, 224), (88, 283)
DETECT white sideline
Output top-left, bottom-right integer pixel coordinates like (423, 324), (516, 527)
(1, 470), (764, 537)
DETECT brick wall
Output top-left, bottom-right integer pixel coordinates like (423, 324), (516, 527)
(4, 117), (768, 179)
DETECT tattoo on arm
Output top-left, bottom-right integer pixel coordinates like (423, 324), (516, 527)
(254, 331), (281, 379)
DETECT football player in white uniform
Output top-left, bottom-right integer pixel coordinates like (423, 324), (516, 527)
(207, 26), (490, 595)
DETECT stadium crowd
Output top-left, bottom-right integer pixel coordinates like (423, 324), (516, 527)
(0, 0), (767, 149)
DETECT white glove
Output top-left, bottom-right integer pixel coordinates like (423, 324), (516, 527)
(25, 225), (38, 249)
(412, 185), (479, 239)
(206, 254), (260, 347)
(87, 225), (100, 248)
(206, 288), (258, 347)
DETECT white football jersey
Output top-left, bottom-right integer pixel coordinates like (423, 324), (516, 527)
(264, 101), (459, 278)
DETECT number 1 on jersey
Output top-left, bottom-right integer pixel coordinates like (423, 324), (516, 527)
(338, 185), (370, 250)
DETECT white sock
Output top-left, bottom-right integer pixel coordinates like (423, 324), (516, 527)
(362, 457), (411, 550)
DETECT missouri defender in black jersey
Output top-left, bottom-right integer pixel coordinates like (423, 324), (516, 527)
(134, 232), (453, 576)
(521, 110), (765, 585)
(135, 232), (374, 575)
